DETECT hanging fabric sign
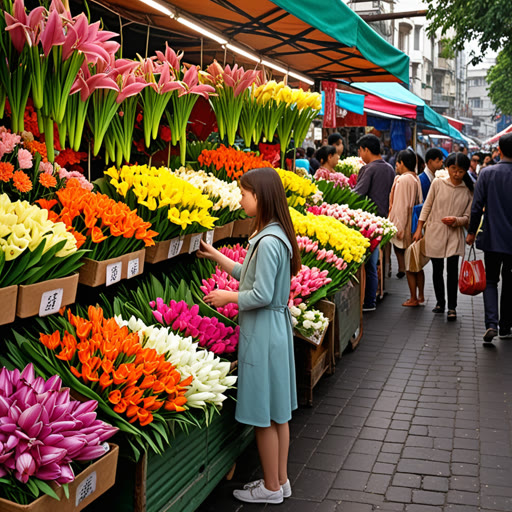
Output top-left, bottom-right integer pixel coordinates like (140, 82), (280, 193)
(322, 81), (337, 128)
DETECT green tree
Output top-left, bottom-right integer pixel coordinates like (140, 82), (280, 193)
(487, 50), (512, 116)
(425, 0), (511, 65)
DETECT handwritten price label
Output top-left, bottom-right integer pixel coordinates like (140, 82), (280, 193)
(39, 288), (64, 317)
(205, 230), (214, 245)
(188, 234), (202, 253)
(106, 261), (122, 286)
(75, 471), (97, 506)
(127, 258), (140, 279)
(168, 237), (184, 259)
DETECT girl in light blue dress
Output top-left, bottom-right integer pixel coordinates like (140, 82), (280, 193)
(198, 167), (301, 505)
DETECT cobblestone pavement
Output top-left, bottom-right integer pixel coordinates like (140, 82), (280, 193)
(198, 265), (512, 512)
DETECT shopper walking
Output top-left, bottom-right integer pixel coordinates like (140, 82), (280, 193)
(388, 149), (424, 307)
(198, 167), (301, 505)
(419, 147), (444, 200)
(466, 133), (512, 343)
(413, 152), (473, 321)
(353, 134), (396, 311)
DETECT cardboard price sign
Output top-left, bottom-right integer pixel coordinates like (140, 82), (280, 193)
(39, 288), (64, 317)
(127, 257), (140, 279)
(168, 237), (184, 259)
(106, 262), (122, 286)
(188, 234), (202, 253)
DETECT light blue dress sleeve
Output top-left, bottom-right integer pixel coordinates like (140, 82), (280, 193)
(231, 262), (242, 281)
(238, 237), (282, 311)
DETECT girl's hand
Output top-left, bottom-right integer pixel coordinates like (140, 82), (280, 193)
(412, 229), (423, 243)
(197, 239), (216, 260)
(204, 289), (234, 308)
(441, 216), (456, 226)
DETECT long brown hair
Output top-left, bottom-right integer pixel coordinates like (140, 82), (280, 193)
(240, 168), (301, 276)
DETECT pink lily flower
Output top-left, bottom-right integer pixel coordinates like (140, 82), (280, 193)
(4, 0), (45, 53)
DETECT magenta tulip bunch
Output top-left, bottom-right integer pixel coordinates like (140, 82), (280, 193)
(289, 265), (332, 306)
(149, 298), (239, 354)
(218, 243), (248, 264)
(0, 364), (117, 502)
(314, 167), (351, 189)
(200, 268), (240, 319)
(296, 235), (348, 272)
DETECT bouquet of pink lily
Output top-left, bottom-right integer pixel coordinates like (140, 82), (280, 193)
(307, 203), (397, 252)
(3, 0), (120, 161)
(200, 60), (261, 146)
(0, 363), (117, 505)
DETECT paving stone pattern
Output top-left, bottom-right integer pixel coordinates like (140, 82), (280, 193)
(198, 265), (512, 511)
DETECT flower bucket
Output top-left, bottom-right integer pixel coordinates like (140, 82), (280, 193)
(0, 285), (18, 325)
(294, 299), (336, 406)
(231, 218), (253, 238)
(16, 275), (79, 319)
(294, 299), (335, 348)
(79, 249), (145, 287)
(213, 221), (234, 243)
(0, 444), (119, 512)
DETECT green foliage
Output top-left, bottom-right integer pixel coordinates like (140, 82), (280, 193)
(487, 49), (512, 116)
(425, 0), (511, 65)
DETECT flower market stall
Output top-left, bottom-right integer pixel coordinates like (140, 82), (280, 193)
(0, 1), (403, 511)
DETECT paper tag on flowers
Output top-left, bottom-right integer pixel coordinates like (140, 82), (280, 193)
(39, 288), (64, 317)
(168, 237), (184, 259)
(76, 471), (97, 506)
(106, 262), (122, 286)
(308, 329), (324, 346)
(127, 258), (140, 279)
(205, 230), (214, 245)
(189, 234), (202, 253)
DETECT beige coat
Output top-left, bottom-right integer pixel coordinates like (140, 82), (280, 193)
(388, 173), (423, 249)
(419, 177), (473, 258)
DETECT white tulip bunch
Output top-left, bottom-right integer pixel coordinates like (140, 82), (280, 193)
(289, 303), (329, 339)
(115, 316), (237, 409)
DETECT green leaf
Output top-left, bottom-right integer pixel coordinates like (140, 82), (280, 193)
(33, 478), (61, 501)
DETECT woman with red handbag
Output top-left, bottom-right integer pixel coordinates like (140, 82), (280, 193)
(412, 152), (474, 321)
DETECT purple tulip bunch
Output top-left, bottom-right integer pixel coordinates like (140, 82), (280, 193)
(0, 364), (117, 490)
(150, 298), (239, 354)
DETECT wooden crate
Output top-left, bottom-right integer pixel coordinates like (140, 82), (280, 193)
(294, 299), (336, 407)
(334, 266), (365, 357)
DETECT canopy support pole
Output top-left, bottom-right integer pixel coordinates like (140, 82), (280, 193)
(412, 122), (417, 152)
(200, 37), (204, 69)
(145, 25), (150, 59)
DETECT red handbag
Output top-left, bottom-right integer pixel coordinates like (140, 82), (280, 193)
(459, 246), (486, 295)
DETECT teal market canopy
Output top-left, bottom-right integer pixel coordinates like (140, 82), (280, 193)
(348, 82), (464, 140)
(86, 0), (410, 83)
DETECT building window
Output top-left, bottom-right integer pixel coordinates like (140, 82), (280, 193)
(414, 26), (421, 51)
(469, 98), (482, 109)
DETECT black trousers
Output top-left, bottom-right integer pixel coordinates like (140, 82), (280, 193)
(483, 251), (512, 330)
(431, 255), (460, 310)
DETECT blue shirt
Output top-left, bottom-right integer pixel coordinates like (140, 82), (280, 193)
(419, 171), (432, 201)
(468, 160), (512, 255)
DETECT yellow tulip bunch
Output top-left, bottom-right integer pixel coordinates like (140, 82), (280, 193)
(289, 207), (370, 264)
(0, 193), (83, 286)
(172, 167), (244, 226)
(275, 168), (319, 210)
(104, 165), (217, 240)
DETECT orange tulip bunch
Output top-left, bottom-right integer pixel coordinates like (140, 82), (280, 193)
(37, 179), (157, 260)
(197, 144), (272, 182)
(38, 306), (193, 428)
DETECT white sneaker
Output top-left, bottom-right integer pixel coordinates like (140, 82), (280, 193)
(234, 479), (284, 504)
(243, 478), (292, 498)
(282, 479), (292, 498)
